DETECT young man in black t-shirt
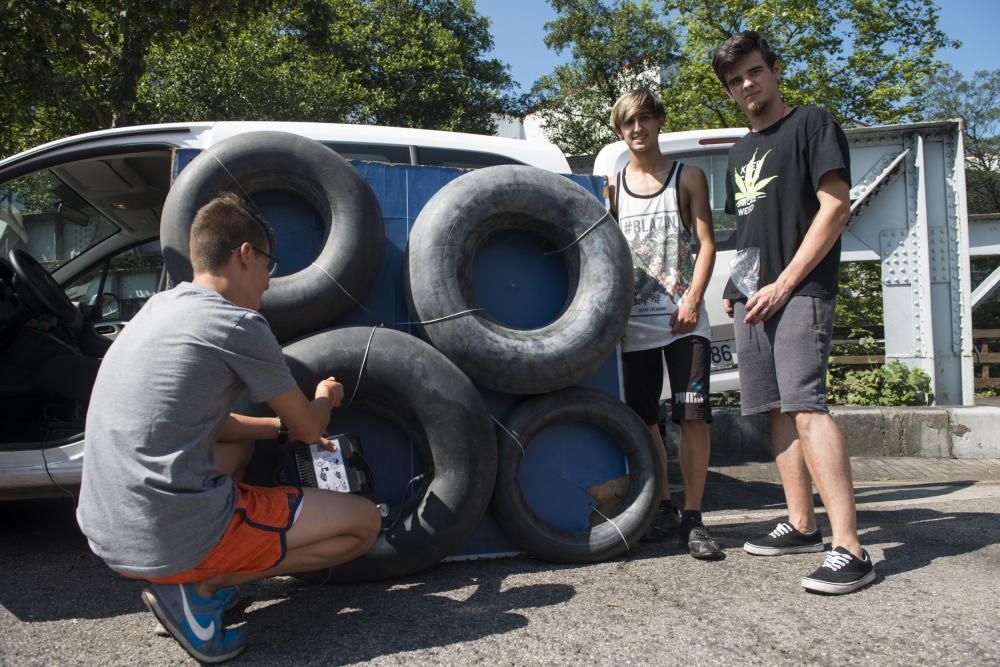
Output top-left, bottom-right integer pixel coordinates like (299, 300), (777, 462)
(712, 31), (875, 594)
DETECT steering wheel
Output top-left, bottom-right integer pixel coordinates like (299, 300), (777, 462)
(8, 248), (82, 329)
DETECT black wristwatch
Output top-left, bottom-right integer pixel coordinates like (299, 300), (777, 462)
(276, 418), (289, 445)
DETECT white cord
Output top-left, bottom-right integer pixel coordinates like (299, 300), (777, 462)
(344, 326), (379, 407)
(399, 308), (484, 326)
(543, 211), (612, 256)
(589, 503), (629, 552)
(310, 262), (371, 313)
(490, 415), (525, 456)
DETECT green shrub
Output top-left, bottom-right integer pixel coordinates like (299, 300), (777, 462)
(710, 390), (741, 407)
(828, 360), (934, 406)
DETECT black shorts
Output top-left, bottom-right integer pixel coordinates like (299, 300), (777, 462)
(622, 336), (712, 425)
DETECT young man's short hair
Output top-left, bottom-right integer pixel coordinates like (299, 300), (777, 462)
(189, 192), (274, 273)
(712, 31), (779, 87)
(609, 88), (666, 137)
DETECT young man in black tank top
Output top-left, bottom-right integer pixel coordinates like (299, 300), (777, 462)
(714, 32), (875, 594)
(607, 89), (722, 560)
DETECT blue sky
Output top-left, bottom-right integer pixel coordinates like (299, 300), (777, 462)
(476, 0), (998, 93)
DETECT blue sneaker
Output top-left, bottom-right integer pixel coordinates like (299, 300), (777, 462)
(153, 585), (242, 637)
(213, 585), (242, 611)
(142, 583), (247, 663)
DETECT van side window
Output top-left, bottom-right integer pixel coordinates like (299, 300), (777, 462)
(415, 147), (525, 169)
(324, 143), (412, 165)
(63, 240), (162, 322)
(676, 154), (737, 250)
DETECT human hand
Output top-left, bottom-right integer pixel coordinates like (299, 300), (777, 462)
(316, 434), (339, 451)
(671, 301), (699, 334)
(743, 283), (790, 325)
(315, 376), (344, 408)
(723, 298), (734, 318)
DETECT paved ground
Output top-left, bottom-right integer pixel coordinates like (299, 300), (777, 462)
(708, 456), (1000, 485)
(2, 457), (998, 666)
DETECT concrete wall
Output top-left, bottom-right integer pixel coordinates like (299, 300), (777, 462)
(664, 406), (1000, 462)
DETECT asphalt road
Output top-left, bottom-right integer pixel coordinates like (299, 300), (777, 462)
(2, 475), (998, 666)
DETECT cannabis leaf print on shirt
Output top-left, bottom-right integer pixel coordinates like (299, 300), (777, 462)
(734, 148), (778, 207)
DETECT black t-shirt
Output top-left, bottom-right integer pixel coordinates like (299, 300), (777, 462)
(723, 105), (850, 301)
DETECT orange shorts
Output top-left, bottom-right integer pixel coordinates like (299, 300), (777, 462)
(147, 483), (303, 584)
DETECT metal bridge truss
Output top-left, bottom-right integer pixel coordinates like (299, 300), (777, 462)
(842, 120), (1000, 405)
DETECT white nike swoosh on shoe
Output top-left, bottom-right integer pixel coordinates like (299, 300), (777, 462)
(179, 585), (215, 642)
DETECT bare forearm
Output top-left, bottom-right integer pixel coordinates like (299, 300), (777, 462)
(685, 243), (716, 307)
(679, 166), (716, 309)
(295, 397), (334, 443)
(267, 378), (343, 445)
(219, 414), (280, 442)
(776, 204), (848, 293)
(743, 172), (850, 325)
(775, 172), (850, 294)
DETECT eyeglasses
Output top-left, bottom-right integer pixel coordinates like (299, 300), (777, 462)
(233, 244), (278, 276)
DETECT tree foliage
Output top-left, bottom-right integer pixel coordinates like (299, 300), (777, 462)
(530, 0), (958, 155)
(835, 261), (883, 340)
(527, 0), (677, 156)
(0, 0), (266, 156)
(139, 0), (515, 132)
(0, 0), (516, 159)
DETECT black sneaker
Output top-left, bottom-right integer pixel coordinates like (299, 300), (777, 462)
(801, 546), (876, 594)
(744, 521), (824, 555)
(641, 504), (681, 542)
(681, 521), (724, 560)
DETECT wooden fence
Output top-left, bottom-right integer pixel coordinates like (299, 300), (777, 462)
(974, 329), (1000, 390)
(828, 329), (1000, 390)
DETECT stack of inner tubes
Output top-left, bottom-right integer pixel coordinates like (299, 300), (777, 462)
(160, 134), (661, 578)
(406, 165), (661, 563)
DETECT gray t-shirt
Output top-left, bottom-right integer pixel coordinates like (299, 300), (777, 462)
(76, 282), (296, 578)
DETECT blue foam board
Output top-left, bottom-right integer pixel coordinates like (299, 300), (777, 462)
(173, 154), (626, 557)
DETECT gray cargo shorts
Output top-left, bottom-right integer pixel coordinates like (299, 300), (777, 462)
(733, 295), (835, 415)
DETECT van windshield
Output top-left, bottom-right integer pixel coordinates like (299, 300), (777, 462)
(0, 170), (118, 271)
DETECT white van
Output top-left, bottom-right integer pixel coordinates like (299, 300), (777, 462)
(0, 122), (571, 499)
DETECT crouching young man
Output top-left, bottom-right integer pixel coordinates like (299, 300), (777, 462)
(76, 193), (380, 663)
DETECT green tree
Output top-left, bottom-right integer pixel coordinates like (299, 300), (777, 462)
(835, 261), (883, 340)
(0, 0), (270, 157)
(530, 0), (958, 155)
(138, 0), (515, 133)
(527, 0), (678, 156)
(918, 65), (1000, 215)
(1, 0), (516, 159)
